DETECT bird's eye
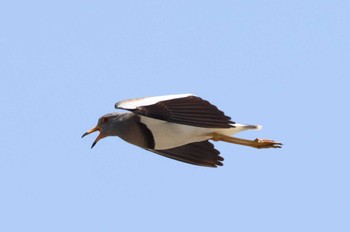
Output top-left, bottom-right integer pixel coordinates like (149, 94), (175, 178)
(102, 117), (109, 123)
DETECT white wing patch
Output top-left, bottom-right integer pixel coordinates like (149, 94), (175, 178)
(115, 93), (194, 110)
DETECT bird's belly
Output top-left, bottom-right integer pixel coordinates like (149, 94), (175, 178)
(140, 116), (239, 150)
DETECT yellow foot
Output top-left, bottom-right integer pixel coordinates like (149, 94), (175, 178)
(254, 138), (282, 149)
(209, 132), (282, 149)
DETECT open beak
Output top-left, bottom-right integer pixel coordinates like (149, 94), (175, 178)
(82, 127), (103, 149)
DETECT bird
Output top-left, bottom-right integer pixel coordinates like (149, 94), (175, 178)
(82, 94), (282, 167)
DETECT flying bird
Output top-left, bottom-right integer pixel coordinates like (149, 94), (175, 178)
(82, 94), (282, 167)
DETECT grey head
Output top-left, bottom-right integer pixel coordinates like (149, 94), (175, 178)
(82, 112), (124, 148)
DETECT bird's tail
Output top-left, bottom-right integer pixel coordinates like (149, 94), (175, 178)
(233, 123), (262, 130)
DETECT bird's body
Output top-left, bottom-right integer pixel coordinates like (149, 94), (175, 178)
(138, 115), (257, 150)
(82, 94), (282, 167)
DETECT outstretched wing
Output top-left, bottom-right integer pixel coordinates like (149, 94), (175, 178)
(148, 140), (224, 167)
(115, 94), (234, 128)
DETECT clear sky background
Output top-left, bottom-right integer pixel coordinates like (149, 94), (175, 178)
(1, 1), (349, 231)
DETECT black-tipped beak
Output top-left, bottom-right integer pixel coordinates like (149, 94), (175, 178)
(81, 131), (90, 138)
(82, 127), (99, 138)
(82, 127), (102, 149)
(91, 139), (98, 149)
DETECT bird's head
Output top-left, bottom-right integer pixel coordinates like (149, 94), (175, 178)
(82, 113), (121, 148)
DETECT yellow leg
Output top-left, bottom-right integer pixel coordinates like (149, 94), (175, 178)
(209, 133), (282, 149)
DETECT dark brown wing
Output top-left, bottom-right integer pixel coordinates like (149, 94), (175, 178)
(148, 140), (224, 167)
(116, 95), (234, 128)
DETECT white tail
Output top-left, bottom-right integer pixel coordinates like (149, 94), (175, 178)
(234, 123), (262, 130)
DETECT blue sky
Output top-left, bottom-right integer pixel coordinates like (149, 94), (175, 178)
(1, 1), (349, 231)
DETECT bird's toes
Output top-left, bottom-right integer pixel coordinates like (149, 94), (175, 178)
(255, 138), (283, 149)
